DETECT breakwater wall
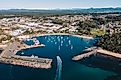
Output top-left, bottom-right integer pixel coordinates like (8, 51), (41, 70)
(0, 41), (52, 69)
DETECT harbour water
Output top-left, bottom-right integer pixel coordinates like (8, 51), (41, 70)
(0, 35), (121, 80)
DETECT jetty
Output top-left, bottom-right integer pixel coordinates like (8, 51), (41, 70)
(97, 48), (121, 59)
(72, 47), (121, 61)
(72, 50), (96, 61)
(18, 44), (45, 51)
(0, 41), (52, 69)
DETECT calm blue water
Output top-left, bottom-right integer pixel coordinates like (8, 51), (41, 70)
(0, 35), (121, 80)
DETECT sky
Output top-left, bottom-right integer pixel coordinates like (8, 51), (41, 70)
(0, 0), (121, 9)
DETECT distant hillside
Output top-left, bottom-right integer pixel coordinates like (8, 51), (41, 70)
(0, 8), (121, 16)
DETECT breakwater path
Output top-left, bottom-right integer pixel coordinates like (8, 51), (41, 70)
(0, 41), (52, 69)
(73, 47), (121, 61)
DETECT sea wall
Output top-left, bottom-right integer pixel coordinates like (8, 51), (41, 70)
(0, 41), (52, 69)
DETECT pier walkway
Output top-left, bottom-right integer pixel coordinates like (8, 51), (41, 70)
(72, 47), (121, 61)
(97, 48), (121, 59)
(72, 50), (96, 61)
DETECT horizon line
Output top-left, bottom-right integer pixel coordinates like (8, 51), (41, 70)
(0, 6), (121, 10)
